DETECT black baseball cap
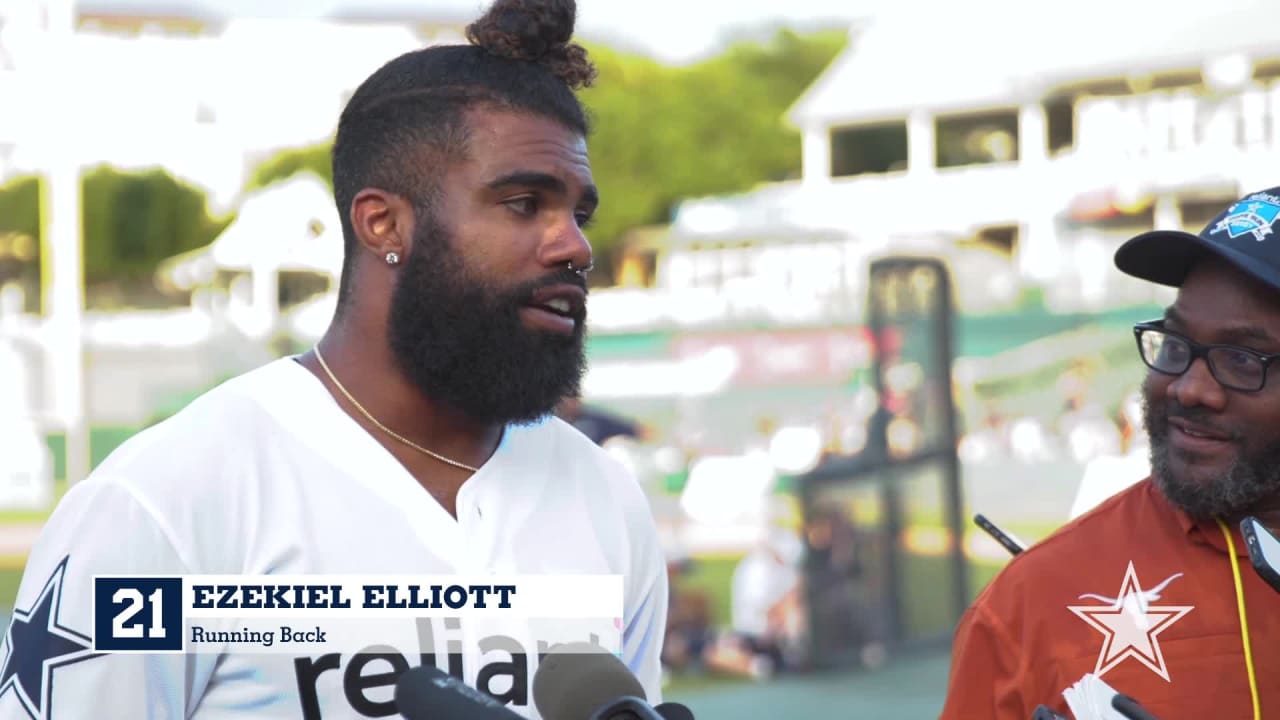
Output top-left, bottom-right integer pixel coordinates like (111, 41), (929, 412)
(1115, 186), (1280, 292)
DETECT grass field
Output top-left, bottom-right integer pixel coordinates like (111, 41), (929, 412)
(666, 647), (952, 719)
(0, 567), (21, 609)
(658, 551), (986, 719)
(669, 547), (1010, 649)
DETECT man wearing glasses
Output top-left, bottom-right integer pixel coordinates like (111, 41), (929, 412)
(940, 188), (1280, 720)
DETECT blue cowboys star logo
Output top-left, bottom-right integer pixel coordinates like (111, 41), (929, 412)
(0, 557), (100, 719)
(1213, 197), (1280, 241)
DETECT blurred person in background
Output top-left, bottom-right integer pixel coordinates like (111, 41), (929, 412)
(659, 553), (715, 679)
(0, 1), (669, 718)
(957, 400), (1013, 464)
(743, 414), (779, 458)
(1056, 361), (1124, 464)
(804, 502), (888, 670)
(941, 188), (1280, 720)
(1006, 413), (1057, 463)
(1069, 390), (1150, 518)
(703, 528), (806, 680)
(555, 392), (647, 446)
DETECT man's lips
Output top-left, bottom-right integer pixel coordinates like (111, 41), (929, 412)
(1167, 416), (1235, 455)
(1167, 417), (1232, 441)
(525, 283), (586, 319)
(520, 283), (586, 335)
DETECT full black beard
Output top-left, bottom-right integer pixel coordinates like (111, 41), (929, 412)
(386, 215), (587, 426)
(1142, 380), (1280, 519)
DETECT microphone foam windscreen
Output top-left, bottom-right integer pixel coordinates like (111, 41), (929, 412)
(395, 665), (519, 720)
(533, 642), (647, 720)
(655, 702), (696, 720)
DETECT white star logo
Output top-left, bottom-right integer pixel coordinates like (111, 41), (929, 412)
(1067, 562), (1194, 682)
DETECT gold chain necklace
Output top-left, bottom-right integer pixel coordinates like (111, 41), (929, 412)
(313, 347), (480, 473)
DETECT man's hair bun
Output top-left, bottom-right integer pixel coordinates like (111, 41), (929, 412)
(465, 0), (597, 90)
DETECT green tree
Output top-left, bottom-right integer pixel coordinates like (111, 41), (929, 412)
(0, 167), (232, 307)
(0, 175), (42, 305)
(80, 165), (232, 287)
(240, 27), (848, 264)
(579, 28), (847, 254)
(245, 144), (332, 191)
(0, 175), (41, 241)
(1, 27), (846, 299)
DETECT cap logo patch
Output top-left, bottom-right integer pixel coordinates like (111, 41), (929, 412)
(1212, 194), (1280, 242)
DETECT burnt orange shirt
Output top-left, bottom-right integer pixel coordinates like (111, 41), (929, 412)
(940, 478), (1280, 720)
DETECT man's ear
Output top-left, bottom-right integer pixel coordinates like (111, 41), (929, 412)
(349, 188), (414, 260)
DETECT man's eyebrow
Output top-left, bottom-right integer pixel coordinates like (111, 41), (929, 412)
(485, 171), (599, 207)
(1220, 325), (1279, 347)
(1164, 306), (1279, 346)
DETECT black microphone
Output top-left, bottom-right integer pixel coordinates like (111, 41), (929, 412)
(394, 664), (524, 720)
(653, 702), (695, 720)
(533, 642), (689, 720)
(1242, 515), (1280, 593)
(1112, 693), (1162, 720)
(974, 513), (1026, 556)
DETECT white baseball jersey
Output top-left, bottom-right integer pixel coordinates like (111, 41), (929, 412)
(0, 357), (668, 719)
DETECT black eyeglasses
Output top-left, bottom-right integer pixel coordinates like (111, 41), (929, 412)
(1133, 320), (1280, 392)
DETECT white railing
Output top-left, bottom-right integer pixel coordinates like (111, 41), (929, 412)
(586, 284), (866, 333)
(1074, 82), (1280, 158)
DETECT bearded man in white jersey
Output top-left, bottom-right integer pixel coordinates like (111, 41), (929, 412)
(0, 1), (669, 718)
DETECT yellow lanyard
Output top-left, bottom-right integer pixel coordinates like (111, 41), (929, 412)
(1217, 517), (1262, 720)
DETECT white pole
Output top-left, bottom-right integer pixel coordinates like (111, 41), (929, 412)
(40, 0), (89, 487)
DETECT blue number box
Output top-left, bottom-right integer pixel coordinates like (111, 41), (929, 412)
(93, 577), (183, 652)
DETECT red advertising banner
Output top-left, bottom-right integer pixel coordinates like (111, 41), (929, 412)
(670, 327), (877, 387)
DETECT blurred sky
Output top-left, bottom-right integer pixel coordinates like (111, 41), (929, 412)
(74, 0), (886, 64)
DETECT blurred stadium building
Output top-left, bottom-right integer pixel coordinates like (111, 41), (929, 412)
(580, 0), (1280, 558)
(1, 0), (1278, 516)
